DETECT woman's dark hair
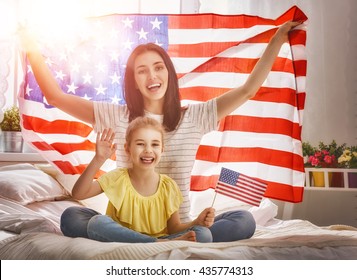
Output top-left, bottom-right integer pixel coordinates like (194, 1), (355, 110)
(123, 43), (181, 132)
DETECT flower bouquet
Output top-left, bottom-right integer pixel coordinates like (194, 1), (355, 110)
(303, 140), (346, 187)
(338, 146), (357, 188)
(306, 140), (344, 168)
(338, 146), (357, 168)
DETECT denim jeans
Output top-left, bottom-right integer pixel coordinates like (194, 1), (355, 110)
(61, 206), (256, 243)
(60, 207), (212, 243)
(209, 210), (256, 242)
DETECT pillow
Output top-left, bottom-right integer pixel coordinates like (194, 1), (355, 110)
(249, 198), (278, 226)
(0, 163), (68, 205)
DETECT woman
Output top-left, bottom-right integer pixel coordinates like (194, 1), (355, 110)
(21, 20), (301, 242)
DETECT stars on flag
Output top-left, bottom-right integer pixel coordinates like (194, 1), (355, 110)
(150, 17), (162, 30)
(214, 167), (268, 207)
(66, 82), (78, 94)
(25, 15), (168, 105)
(109, 72), (121, 85)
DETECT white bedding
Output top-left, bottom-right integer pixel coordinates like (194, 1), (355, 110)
(1, 197), (357, 260)
(1, 218), (357, 260)
(1, 164), (357, 260)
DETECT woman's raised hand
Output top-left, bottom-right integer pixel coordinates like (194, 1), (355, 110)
(16, 24), (39, 54)
(274, 20), (303, 44)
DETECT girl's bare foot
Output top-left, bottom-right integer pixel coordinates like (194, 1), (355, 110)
(175, 231), (196, 242)
(158, 231), (196, 242)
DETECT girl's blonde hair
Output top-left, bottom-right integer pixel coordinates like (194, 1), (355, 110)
(125, 116), (165, 147)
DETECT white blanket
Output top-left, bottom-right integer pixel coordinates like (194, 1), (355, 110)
(1, 219), (357, 260)
(1, 197), (357, 260)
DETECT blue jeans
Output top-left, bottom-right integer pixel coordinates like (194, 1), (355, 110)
(61, 207), (255, 243)
(210, 210), (256, 242)
(60, 207), (212, 243)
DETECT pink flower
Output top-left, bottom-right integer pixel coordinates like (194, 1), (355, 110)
(315, 151), (322, 157)
(307, 151), (337, 168)
(324, 155), (332, 164)
(309, 156), (320, 167)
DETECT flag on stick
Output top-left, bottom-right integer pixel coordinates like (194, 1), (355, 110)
(214, 167), (268, 207)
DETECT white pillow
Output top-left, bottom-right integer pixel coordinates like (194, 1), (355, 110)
(249, 198), (278, 226)
(0, 163), (68, 205)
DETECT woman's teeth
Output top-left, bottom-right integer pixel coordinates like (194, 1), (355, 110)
(147, 83), (160, 89)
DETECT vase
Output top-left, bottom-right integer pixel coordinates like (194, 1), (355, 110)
(0, 131), (23, 153)
(330, 172), (344, 188)
(311, 171), (332, 187)
(348, 172), (357, 188)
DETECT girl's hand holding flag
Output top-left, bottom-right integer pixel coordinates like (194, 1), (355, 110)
(195, 207), (216, 228)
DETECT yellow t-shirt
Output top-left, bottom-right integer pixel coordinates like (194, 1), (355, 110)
(97, 168), (183, 238)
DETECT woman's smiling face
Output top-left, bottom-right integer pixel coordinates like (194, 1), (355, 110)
(134, 50), (169, 111)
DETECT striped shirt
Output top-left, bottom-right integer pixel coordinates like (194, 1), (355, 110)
(93, 99), (218, 222)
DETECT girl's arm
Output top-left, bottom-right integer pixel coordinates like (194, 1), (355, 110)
(167, 207), (215, 234)
(18, 28), (95, 125)
(216, 21), (301, 120)
(71, 129), (116, 200)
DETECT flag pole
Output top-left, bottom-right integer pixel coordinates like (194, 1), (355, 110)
(211, 191), (217, 207)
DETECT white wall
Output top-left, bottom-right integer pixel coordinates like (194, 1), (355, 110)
(301, 0), (357, 147)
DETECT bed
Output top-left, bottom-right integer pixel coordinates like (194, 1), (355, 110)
(1, 163), (357, 260)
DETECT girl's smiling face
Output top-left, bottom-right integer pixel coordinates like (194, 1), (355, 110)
(134, 51), (169, 112)
(125, 127), (163, 169)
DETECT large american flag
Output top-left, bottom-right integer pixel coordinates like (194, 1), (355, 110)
(19, 6), (307, 203)
(215, 167), (268, 207)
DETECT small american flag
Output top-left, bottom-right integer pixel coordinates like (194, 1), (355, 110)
(215, 167), (268, 207)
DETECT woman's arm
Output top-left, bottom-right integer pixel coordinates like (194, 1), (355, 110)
(167, 207), (215, 234)
(216, 21), (301, 120)
(72, 129), (116, 200)
(18, 28), (95, 125)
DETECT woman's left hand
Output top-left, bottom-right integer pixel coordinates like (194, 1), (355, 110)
(274, 20), (303, 43)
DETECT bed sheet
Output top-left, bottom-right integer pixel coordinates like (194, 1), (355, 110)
(1, 218), (357, 260)
(0, 197), (81, 237)
(1, 197), (357, 260)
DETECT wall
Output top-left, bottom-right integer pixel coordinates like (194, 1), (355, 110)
(301, 0), (357, 147)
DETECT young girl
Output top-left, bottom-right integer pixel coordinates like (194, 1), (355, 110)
(20, 20), (301, 242)
(61, 116), (214, 243)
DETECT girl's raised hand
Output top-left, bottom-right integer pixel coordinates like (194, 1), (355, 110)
(95, 128), (116, 162)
